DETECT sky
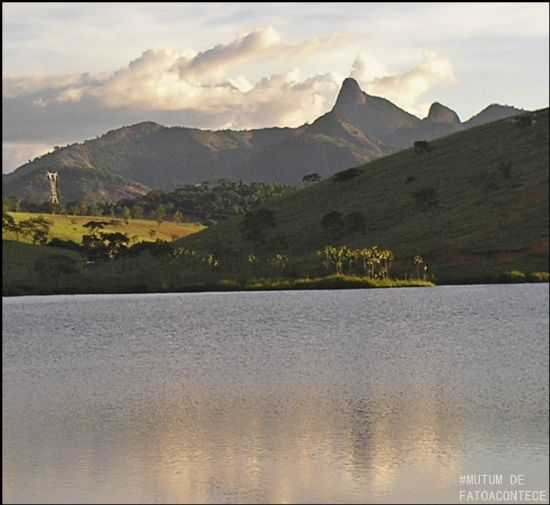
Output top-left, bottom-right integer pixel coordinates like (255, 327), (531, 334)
(2, 2), (549, 173)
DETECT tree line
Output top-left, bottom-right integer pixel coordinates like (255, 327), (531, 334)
(3, 180), (295, 225)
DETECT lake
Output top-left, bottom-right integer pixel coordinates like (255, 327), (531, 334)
(2, 285), (549, 503)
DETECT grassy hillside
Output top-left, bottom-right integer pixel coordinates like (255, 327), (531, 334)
(3, 212), (204, 244)
(181, 108), (549, 283)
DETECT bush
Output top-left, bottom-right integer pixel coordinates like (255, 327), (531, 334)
(499, 270), (526, 283)
(527, 271), (549, 282)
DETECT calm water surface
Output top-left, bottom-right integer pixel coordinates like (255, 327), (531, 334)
(3, 285), (549, 503)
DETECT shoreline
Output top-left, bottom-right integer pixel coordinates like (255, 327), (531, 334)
(3, 276), (548, 298)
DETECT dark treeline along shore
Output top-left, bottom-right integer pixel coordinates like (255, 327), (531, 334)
(2, 95), (548, 296)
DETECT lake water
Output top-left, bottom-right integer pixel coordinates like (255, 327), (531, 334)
(3, 285), (549, 504)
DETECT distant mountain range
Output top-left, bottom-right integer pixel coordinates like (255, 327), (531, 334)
(2, 78), (526, 203)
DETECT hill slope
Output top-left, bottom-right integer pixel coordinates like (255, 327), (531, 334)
(180, 108), (549, 282)
(3, 79), (527, 203)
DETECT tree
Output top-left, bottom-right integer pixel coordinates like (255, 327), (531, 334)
(122, 206), (131, 224)
(2, 209), (19, 238)
(317, 245), (351, 275)
(79, 201), (89, 216)
(270, 254), (288, 274)
(68, 204), (80, 216)
(302, 173), (321, 183)
(132, 205), (144, 219)
(88, 203), (100, 217)
(154, 205), (166, 226)
(414, 255), (424, 279)
(321, 211), (344, 238)
(18, 216), (51, 244)
(83, 220), (110, 235)
(82, 231), (129, 260)
(204, 254), (220, 269)
(174, 210), (185, 223)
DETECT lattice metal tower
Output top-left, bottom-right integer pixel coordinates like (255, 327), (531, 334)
(47, 171), (60, 208)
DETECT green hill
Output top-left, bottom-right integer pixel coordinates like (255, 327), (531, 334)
(180, 108), (549, 283)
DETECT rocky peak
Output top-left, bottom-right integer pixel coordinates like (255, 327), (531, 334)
(333, 77), (367, 110)
(427, 102), (461, 124)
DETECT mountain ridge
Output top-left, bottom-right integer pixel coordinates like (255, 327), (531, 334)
(3, 78), (527, 203)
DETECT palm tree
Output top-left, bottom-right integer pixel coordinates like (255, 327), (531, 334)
(414, 255), (424, 279)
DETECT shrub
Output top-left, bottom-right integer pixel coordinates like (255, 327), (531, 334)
(499, 270), (526, 283)
(527, 271), (549, 282)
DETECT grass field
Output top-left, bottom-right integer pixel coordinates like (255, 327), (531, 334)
(3, 212), (204, 244)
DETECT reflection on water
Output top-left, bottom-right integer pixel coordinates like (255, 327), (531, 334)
(3, 285), (549, 503)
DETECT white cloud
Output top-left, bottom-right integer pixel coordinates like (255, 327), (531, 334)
(2, 26), (460, 171)
(352, 51), (456, 116)
(4, 28), (454, 130)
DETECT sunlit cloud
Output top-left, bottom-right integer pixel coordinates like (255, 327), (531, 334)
(351, 51), (456, 116)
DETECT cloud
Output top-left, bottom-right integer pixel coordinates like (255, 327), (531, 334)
(351, 51), (455, 115)
(2, 27), (458, 172)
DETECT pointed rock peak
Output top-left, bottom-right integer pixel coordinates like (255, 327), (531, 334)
(427, 102), (460, 123)
(334, 77), (367, 110)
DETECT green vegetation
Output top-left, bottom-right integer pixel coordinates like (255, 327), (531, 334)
(2, 109), (548, 295)
(3, 212), (203, 244)
(244, 275), (434, 291)
(5, 180), (296, 226)
(180, 108), (549, 284)
(3, 241), (83, 295)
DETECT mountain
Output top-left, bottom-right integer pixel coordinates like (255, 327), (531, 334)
(332, 77), (420, 139)
(3, 78), (527, 203)
(463, 103), (527, 128)
(180, 108), (549, 283)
